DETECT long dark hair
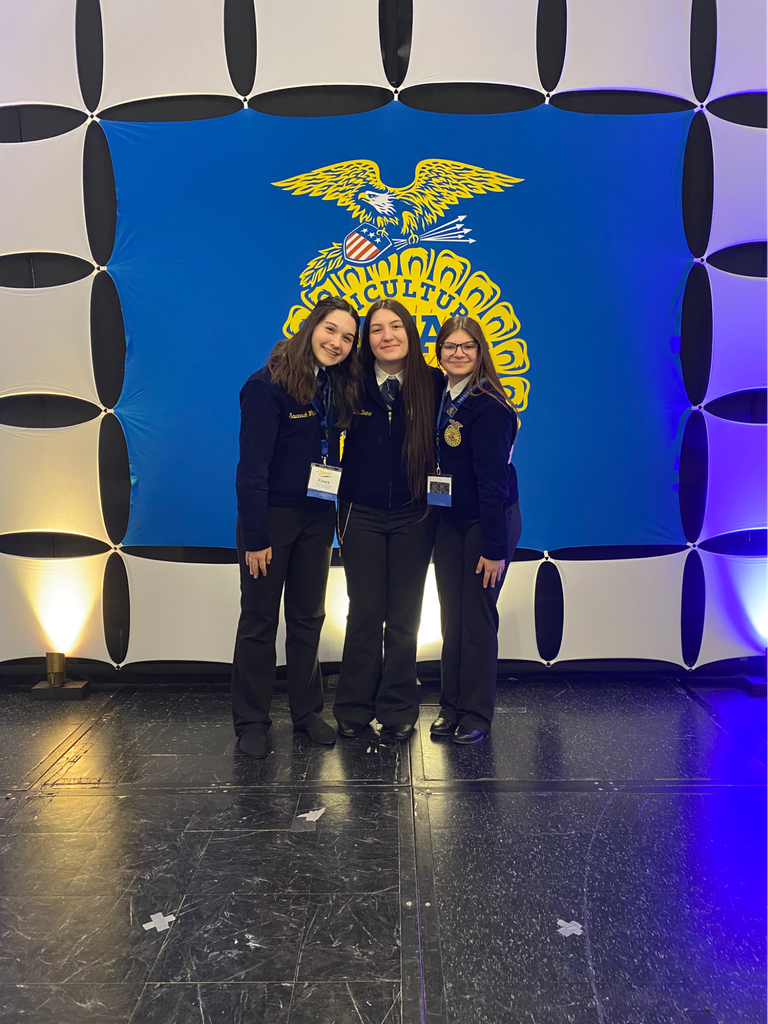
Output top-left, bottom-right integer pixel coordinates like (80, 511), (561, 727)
(360, 299), (436, 500)
(267, 296), (361, 427)
(435, 316), (516, 411)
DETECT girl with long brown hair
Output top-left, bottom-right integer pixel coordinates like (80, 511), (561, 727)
(428, 315), (522, 744)
(232, 296), (360, 758)
(333, 299), (444, 741)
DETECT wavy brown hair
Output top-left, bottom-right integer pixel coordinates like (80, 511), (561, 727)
(435, 316), (517, 411)
(360, 299), (436, 500)
(267, 297), (361, 428)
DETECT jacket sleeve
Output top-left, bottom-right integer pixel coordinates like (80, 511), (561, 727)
(236, 377), (280, 551)
(472, 399), (516, 561)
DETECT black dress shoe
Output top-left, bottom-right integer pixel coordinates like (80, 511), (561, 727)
(238, 729), (269, 758)
(385, 722), (415, 741)
(336, 719), (364, 738)
(430, 715), (457, 736)
(452, 725), (487, 745)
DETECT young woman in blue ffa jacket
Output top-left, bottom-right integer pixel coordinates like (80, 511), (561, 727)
(333, 299), (445, 742)
(232, 297), (361, 758)
(429, 316), (522, 745)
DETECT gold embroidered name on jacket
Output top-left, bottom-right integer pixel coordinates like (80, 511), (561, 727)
(288, 410), (317, 419)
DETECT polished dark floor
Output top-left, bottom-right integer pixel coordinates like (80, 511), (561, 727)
(0, 674), (765, 1023)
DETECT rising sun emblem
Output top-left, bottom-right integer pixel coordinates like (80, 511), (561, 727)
(273, 158), (531, 409)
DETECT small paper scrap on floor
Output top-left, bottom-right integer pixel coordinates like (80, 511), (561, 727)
(143, 912), (175, 932)
(557, 919), (583, 936)
(290, 807), (326, 832)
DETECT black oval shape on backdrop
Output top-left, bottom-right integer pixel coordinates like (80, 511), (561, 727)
(91, 271), (126, 409)
(551, 90), (695, 114)
(250, 86), (392, 117)
(75, 0), (103, 111)
(379, 0), (413, 89)
(679, 410), (708, 543)
(0, 106), (87, 143)
(103, 551), (130, 664)
(0, 253), (94, 289)
(100, 96), (243, 122)
(83, 121), (117, 267)
(707, 242), (767, 278)
(399, 83), (543, 114)
(680, 262), (713, 406)
(98, 413), (131, 545)
(0, 395), (100, 428)
(122, 546), (238, 564)
(549, 545), (688, 560)
(690, 0), (717, 103)
(682, 112), (714, 258)
(704, 388), (767, 423)
(0, 532), (110, 558)
(681, 549), (706, 667)
(534, 560), (564, 662)
(536, 0), (567, 93)
(224, 0), (257, 97)
(707, 92), (768, 129)
(699, 529), (767, 556)
(511, 548), (545, 562)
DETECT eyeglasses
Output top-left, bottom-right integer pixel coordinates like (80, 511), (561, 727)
(441, 342), (479, 355)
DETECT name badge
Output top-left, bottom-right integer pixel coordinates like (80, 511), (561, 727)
(307, 463), (342, 501)
(427, 474), (452, 507)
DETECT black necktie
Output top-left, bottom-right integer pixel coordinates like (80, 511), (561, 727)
(381, 376), (400, 408)
(315, 368), (329, 415)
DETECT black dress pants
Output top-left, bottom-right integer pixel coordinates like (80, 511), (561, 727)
(231, 504), (335, 735)
(333, 504), (437, 727)
(433, 502), (522, 732)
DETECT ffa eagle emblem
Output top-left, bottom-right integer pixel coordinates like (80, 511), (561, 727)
(274, 158), (532, 410)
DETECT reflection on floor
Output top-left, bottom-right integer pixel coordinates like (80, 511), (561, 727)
(0, 674), (764, 1023)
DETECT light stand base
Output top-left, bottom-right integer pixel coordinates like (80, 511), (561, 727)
(31, 679), (90, 701)
(742, 675), (767, 697)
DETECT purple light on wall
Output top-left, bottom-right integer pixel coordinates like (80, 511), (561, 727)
(702, 415), (767, 540)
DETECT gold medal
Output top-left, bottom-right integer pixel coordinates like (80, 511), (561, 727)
(444, 420), (462, 447)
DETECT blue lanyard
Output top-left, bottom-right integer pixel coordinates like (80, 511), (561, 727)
(312, 378), (331, 461)
(435, 383), (475, 471)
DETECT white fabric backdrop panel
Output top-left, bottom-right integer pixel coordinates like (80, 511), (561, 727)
(0, 124), (91, 260)
(706, 268), (768, 401)
(400, 0), (541, 92)
(0, 277), (100, 403)
(701, 415), (767, 539)
(496, 559), (542, 663)
(316, 565), (348, 664)
(696, 551), (767, 666)
(0, 419), (108, 541)
(708, 117), (768, 254)
(0, 551), (110, 661)
(555, 0), (694, 99)
(122, 555), (240, 665)
(709, 0), (767, 100)
(554, 552), (687, 664)
(252, 0), (390, 95)
(0, 0), (83, 110)
(99, 0), (236, 109)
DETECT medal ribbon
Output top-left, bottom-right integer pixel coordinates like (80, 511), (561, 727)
(435, 382), (480, 472)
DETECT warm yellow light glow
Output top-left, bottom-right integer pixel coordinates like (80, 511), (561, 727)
(417, 565), (442, 648)
(27, 560), (98, 655)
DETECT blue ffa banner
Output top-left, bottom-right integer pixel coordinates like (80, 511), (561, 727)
(103, 103), (693, 550)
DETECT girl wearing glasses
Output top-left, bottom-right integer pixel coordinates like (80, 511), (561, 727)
(430, 316), (522, 744)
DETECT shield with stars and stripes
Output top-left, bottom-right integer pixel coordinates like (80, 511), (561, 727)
(342, 227), (393, 264)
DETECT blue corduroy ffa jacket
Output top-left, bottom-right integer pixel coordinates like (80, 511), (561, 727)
(235, 366), (332, 551)
(339, 365), (445, 508)
(436, 387), (519, 561)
